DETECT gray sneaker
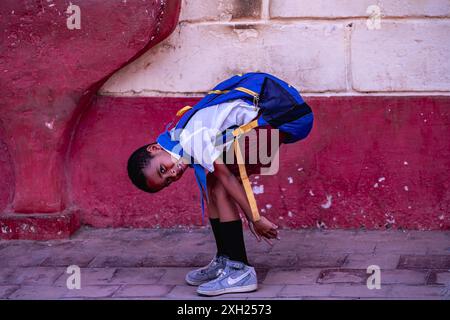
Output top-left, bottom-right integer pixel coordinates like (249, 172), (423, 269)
(185, 255), (227, 286)
(197, 259), (258, 296)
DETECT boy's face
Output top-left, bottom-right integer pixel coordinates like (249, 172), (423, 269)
(143, 144), (188, 192)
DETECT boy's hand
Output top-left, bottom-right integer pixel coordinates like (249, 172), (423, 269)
(248, 216), (280, 246)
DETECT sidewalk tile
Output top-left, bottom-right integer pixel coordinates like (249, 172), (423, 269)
(398, 255), (450, 269)
(388, 285), (446, 299)
(88, 254), (146, 268)
(435, 271), (450, 285)
(2, 267), (65, 286)
(381, 270), (428, 285)
(215, 284), (284, 298)
(62, 285), (121, 298)
(295, 253), (347, 268)
(113, 285), (173, 298)
(0, 245), (49, 267)
(0, 285), (19, 299)
(156, 267), (192, 285)
(330, 284), (392, 298)
(263, 269), (321, 285)
(317, 269), (367, 284)
(108, 268), (165, 284)
(0, 268), (15, 284)
(8, 285), (69, 299)
(342, 253), (400, 269)
(54, 268), (116, 286)
(166, 285), (203, 299)
(279, 284), (335, 298)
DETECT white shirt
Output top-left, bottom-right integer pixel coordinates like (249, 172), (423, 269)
(176, 99), (259, 172)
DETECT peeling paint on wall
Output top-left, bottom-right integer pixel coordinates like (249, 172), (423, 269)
(321, 195), (333, 209)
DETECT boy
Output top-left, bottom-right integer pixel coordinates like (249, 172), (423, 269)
(127, 72), (313, 296)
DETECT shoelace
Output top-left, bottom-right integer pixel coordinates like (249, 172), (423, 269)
(198, 257), (220, 275)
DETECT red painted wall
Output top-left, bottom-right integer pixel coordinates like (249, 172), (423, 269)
(69, 95), (449, 231)
(0, 125), (14, 215)
(0, 0), (181, 239)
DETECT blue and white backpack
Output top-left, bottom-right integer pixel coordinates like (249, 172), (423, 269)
(156, 72), (314, 222)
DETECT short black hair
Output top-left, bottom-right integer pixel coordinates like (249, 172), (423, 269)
(127, 143), (157, 193)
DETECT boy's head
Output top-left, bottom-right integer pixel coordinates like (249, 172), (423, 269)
(127, 143), (188, 193)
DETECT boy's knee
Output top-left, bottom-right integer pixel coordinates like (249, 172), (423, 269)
(209, 181), (227, 204)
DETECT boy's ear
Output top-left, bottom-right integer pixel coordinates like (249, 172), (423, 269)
(146, 143), (161, 153)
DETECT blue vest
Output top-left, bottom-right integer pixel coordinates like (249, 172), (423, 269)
(156, 72), (314, 221)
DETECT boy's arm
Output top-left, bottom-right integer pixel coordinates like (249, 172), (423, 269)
(212, 159), (279, 241)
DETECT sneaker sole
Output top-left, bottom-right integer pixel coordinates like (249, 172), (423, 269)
(185, 277), (207, 286)
(197, 283), (258, 296)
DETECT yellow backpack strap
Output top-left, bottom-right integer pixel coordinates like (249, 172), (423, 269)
(208, 90), (230, 95)
(232, 119), (261, 222)
(232, 119), (259, 137)
(233, 138), (260, 222)
(176, 105), (193, 117)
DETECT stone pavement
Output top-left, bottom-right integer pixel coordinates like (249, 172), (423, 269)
(0, 227), (449, 300)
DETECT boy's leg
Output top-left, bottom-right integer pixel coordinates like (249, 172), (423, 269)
(197, 180), (257, 296)
(210, 178), (249, 265)
(185, 174), (227, 286)
(205, 174), (226, 257)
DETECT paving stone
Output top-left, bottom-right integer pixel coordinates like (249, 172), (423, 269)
(212, 284), (284, 299)
(166, 285), (204, 300)
(39, 242), (99, 267)
(108, 268), (165, 285)
(407, 231), (450, 242)
(388, 285), (446, 299)
(88, 254), (146, 268)
(354, 230), (410, 241)
(251, 253), (298, 268)
(435, 271), (450, 285)
(342, 253), (400, 269)
(53, 268), (116, 286)
(269, 239), (317, 254)
(317, 269), (367, 284)
(330, 284), (392, 299)
(0, 285), (19, 299)
(8, 285), (68, 300)
(1, 267), (65, 286)
(0, 244), (49, 267)
(302, 229), (358, 239)
(73, 227), (162, 241)
(375, 241), (428, 255)
(62, 285), (121, 298)
(279, 284), (335, 298)
(381, 270), (428, 285)
(113, 285), (173, 298)
(142, 252), (213, 268)
(156, 267), (193, 285)
(398, 255), (450, 270)
(295, 253), (348, 268)
(263, 269), (321, 285)
(320, 241), (377, 255)
(0, 268), (15, 284)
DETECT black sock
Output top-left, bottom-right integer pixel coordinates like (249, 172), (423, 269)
(219, 219), (250, 265)
(209, 218), (226, 257)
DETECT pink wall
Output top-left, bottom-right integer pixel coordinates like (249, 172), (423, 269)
(70, 95), (449, 231)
